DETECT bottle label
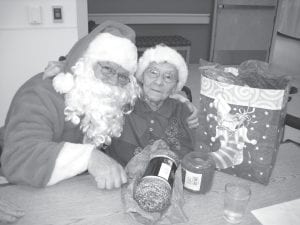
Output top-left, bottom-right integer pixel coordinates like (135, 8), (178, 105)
(158, 162), (172, 180)
(143, 157), (177, 187)
(183, 168), (202, 191)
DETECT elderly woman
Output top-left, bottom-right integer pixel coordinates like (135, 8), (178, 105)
(108, 44), (195, 165)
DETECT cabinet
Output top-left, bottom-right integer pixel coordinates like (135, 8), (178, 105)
(209, 0), (281, 65)
(136, 35), (191, 63)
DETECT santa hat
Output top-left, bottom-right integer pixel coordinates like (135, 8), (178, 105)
(213, 96), (231, 115)
(83, 33), (137, 75)
(135, 44), (188, 92)
(64, 20), (137, 74)
(53, 21), (138, 94)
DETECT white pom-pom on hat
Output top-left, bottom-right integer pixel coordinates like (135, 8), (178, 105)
(136, 45), (188, 92)
(53, 72), (75, 94)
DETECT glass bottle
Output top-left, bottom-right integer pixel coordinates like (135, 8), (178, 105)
(134, 149), (179, 212)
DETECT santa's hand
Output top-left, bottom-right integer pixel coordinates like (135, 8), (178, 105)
(88, 149), (127, 189)
(43, 61), (65, 79)
(0, 198), (25, 223)
(186, 101), (199, 129)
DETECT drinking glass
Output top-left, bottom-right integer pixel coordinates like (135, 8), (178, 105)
(223, 183), (251, 224)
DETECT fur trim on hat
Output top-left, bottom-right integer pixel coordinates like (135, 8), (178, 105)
(64, 21), (136, 74)
(136, 45), (188, 92)
(84, 33), (137, 75)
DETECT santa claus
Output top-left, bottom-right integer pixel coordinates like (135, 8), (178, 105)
(1, 21), (139, 189)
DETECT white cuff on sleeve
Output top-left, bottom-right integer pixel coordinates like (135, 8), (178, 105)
(47, 143), (94, 186)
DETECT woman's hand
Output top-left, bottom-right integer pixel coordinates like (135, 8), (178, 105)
(185, 101), (199, 129)
(88, 149), (127, 189)
(0, 198), (24, 223)
(169, 94), (199, 129)
(43, 61), (65, 79)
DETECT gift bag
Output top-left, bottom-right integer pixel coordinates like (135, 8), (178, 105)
(198, 60), (290, 185)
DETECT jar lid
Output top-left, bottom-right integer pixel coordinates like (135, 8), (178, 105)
(150, 148), (179, 166)
(134, 176), (172, 212)
(183, 151), (215, 170)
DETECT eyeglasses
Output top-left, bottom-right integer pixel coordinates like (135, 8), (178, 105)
(97, 63), (130, 86)
(145, 67), (178, 84)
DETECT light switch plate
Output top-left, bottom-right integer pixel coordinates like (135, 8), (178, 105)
(52, 6), (63, 23)
(28, 5), (42, 24)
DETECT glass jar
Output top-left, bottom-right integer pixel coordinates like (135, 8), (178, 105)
(181, 151), (215, 194)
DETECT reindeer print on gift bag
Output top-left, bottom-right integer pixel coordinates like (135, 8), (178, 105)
(198, 75), (289, 185)
(207, 96), (258, 168)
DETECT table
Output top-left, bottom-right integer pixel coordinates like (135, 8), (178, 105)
(0, 142), (300, 225)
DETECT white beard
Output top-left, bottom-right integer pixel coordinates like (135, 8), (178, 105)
(63, 58), (140, 147)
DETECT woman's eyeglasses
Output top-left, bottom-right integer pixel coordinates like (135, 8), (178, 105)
(145, 67), (178, 84)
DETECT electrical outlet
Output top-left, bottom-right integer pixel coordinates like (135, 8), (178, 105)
(52, 6), (63, 23)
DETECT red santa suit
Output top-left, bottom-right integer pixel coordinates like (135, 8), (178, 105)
(1, 21), (138, 187)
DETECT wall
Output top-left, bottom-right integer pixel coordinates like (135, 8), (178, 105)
(87, 0), (213, 63)
(88, 0), (211, 13)
(278, 0), (300, 39)
(0, 0), (88, 126)
(270, 33), (300, 78)
(77, 0), (88, 38)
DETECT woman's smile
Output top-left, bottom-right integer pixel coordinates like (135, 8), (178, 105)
(150, 88), (161, 93)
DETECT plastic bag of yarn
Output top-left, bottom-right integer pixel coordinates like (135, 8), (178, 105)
(121, 139), (187, 225)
